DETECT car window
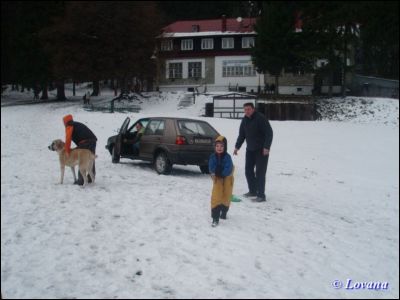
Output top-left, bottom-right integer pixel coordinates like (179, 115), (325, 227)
(128, 119), (149, 133)
(120, 117), (130, 134)
(145, 120), (165, 136)
(177, 120), (217, 136)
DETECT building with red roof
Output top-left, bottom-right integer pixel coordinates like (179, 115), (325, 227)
(155, 16), (263, 93)
(154, 15), (343, 95)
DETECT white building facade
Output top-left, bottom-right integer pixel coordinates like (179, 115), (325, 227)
(157, 18), (264, 93)
(156, 17), (342, 95)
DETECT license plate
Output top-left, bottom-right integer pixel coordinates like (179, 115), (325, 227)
(194, 138), (211, 144)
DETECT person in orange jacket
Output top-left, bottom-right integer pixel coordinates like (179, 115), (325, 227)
(63, 114), (97, 185)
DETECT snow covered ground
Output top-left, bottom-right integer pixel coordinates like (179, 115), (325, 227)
(316, 96), (399, 126)
(1, 90), (399, 299)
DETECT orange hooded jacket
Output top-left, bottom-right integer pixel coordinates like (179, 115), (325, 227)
(63, 114), (74, 154)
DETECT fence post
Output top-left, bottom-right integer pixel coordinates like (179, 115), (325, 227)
(233, 93), (236, 116)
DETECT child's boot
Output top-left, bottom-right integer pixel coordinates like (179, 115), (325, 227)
(212, 218), (219, 227)
(211, 206), (221, 227)
(220, 205), (229, 220)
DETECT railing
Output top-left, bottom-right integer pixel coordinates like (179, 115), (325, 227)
(212, 93), (256, 119)
(210, 93), (316, 120)
(83, 100), (141, 113)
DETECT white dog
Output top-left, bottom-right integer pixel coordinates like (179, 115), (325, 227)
(48, 139), (96, 186)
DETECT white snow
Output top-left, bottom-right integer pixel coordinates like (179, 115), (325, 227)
(316, 97), (399, 126)
(1, 90), (399, 299)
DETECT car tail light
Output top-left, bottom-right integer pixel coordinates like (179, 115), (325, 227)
(175, 135), (187, 145)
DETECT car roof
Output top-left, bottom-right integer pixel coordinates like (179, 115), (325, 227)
(144, 117), (209, 122)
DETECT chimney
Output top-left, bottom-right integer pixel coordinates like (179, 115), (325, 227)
(221, 15), (227, 32)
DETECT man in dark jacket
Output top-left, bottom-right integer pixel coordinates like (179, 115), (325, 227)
(123, 122), (145, 156)
(234, 103), (273, 202)
(63, 114), (97, 185)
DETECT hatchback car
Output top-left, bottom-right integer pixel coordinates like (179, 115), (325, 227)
(105, 117), (220, 174)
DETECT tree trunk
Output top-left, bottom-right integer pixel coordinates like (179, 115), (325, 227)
(274, 75), (279, 96)
(33, 83), (40, 100)
(113, 79), (118, 96)
(140, 76), (145, 92)
(73, 81), (76, 96)
(328, 70), (333, 98)
(40, 84), (48, 100)
(314, 73), (322, 96)
(21, 85), (25, 92)
(120, 77), (128, 95)
(341, 24), (348, 98)
(56, 80), (66, 100)
(92, 80), (100, 96)
(130, 77), (134, 92)
(147, 76), (153, 92)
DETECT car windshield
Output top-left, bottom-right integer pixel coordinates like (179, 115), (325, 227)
(177, 120), (218, 136)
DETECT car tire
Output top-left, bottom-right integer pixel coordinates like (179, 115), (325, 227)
(154, 152), (172, 175)
(112, 145), (120, 163)
(199, 165), (210, 174)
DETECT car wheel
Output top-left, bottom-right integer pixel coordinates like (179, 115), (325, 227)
(154, 152), (172, 175)
(112, 145), (120, 163)
(199, 165), (210, 174)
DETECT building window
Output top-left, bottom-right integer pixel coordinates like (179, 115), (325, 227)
(201, 38), (214, 50)
(243, 65), (256, 76)
(169, 63), (182, 79)
(188, 62), (202, 78)
(222, 37), (234, 49)
(222, 61), (256, 77)
(160, 40), (173, 51)
(234, 66), (243, 76)
(181, 39), (193, 51)
(242, 37), (255, 48)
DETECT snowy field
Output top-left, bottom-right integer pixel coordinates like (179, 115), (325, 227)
(1, 91), (399, 299)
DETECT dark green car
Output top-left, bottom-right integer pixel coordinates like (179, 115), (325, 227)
(106, 117), (220, 174)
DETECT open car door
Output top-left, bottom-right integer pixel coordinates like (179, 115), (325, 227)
(112, 117), (130, 163)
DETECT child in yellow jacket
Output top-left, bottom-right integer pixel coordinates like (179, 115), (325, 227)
(209, 136), (234, 227)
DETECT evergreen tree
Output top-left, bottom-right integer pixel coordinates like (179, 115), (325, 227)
(358, 1), (399, 79)
(1, 1), (64, 99)
(301, 1), (361, 97)
(157, 1), (242, 22)
(252, 1), (307, 95)
(41, 1), (162, 96)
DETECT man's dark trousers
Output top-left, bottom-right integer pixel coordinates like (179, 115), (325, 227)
(76, 141), (96, 185)
(245, 149), (269, 198)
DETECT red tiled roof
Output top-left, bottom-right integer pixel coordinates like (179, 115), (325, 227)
(163, 17), (257, 33)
